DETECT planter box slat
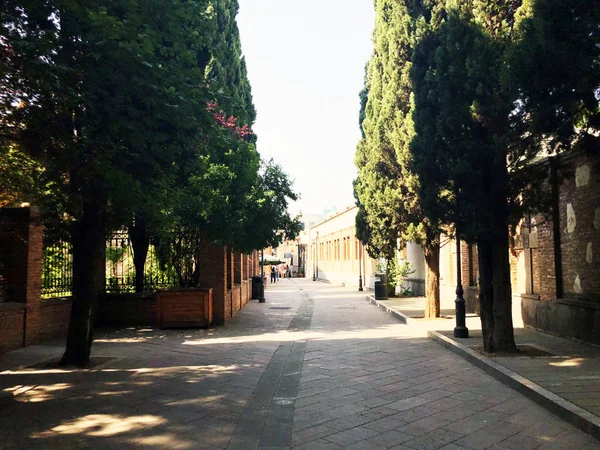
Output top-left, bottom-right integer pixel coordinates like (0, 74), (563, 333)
(156, 288), (213, 328)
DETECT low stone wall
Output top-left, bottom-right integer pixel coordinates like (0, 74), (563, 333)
(522, 296), (600, 345)
(97, 284), (254, 327)
(0, 303), (26, 354)
(400, 278), (425, 297)
(0, 298), (71, 355)
(38, 298), (71, 342)
(96, 292), (156, 327)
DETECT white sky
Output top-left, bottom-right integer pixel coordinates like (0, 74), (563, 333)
(237, 0), (375, 217)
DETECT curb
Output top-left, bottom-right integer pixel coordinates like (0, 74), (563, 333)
(365, 295), (411, 325)
(428, 330), (600, 441)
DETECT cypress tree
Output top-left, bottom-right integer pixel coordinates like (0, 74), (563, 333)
(510, 0), (600, 152)
(207, 0), (256, 127)
(410, 0), (550, 352)
(354, 0), (441, 316)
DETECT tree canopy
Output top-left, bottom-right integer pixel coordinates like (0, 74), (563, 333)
(0, 0), (298, 364)
(354, 0), (442, 316)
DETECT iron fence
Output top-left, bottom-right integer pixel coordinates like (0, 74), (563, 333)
(41, 230), (181, 298)
(105, 230), (179, 293)
(41, 242), (73, 298)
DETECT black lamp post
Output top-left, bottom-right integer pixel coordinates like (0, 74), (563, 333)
(312, 241), (316, 281)
(315, 231), (319, 280)
(358, 240), (363, 292)
(454, 232), (469, 338)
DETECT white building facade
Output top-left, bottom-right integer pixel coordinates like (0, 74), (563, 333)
(305, 206), (426, 291)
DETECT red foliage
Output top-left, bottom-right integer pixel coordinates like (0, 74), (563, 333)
(206, 101), (253, 139)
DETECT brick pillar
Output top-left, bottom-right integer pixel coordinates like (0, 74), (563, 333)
(0, 207), (43, 345)
(254, 250), (260, 277)
(198, 238), (227, 325)
(234, 251), (242, 285)
(226, 247), (233, 290)
(461, 241), (470, 288)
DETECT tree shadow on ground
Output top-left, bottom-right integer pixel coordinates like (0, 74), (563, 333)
(0, 322), (426, 449)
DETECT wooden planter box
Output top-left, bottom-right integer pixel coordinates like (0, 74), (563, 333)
(155, 288), (213, 329)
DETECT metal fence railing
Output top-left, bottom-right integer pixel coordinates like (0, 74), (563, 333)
(41, 230), (181, 298)
(41, 242), (73, 298)
(105, 230), (179, 293)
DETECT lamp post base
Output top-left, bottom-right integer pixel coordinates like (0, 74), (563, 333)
(454, 326), (469, 338)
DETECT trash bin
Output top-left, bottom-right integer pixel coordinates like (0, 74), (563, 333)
(374, 273), (388, 300)
(252, 276), (265, 303)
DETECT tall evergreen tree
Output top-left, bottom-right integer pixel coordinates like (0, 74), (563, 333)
(207, 0), (256, 127)
(354, 0), (441, 317)
(410, 0), (548, 352)
(510, 0), (600, 152)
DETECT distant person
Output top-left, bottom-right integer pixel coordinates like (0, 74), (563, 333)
(270, 266), (276, 283)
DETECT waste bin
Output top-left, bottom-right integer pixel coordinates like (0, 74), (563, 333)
(252, 276), (265, 303)
(374, 273), (388, 300)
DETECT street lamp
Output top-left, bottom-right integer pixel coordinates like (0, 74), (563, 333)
(315, 231), (319, 280)
(358, 240), (363, 292)
(312, 241), (316, 281)
(454, 232), (469, 338)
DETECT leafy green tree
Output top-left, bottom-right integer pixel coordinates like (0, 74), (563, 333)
(234, 160), (303, 253)
(354, 0), (441, 317)
(1, 0), (219, 364)
(509, 0), (600, 152)
(127, 0), (257, 293)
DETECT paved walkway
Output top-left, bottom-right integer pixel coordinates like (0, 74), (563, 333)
(370, 294), (600, 421)
(0, 280), (598, 449)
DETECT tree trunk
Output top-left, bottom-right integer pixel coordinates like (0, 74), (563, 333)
(490, 148), (517, 353)
(424, 242), (440, 319)
(130, 216), (150, 293)
(61, 201), (106, 366)
(491, 219), (517, 352)
(477, 238), (495, 352)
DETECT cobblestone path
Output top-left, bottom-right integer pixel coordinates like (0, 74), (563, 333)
(0, 279), (597, 449)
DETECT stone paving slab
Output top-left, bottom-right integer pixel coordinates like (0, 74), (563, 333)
(1, 279), (599, 449)
(368, 290), (600, 439)
(430, 329), (600, 441)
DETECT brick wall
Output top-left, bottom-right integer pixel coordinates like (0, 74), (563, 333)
(241, 279), (250, 306)
(558, 153), (600, 298)
(0, 208), (31, 303)
(0, 208), (70, 354)
(234, 252), (242, 285)
(534, 214), (557, 300)
(0, 304), (25, 354)
(232, 284), (241, 315)
(198, 238), (228, 325)
(37, 299), (71, 342)
(516, 151), (600, 344)
(96, 293), (156, 327)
